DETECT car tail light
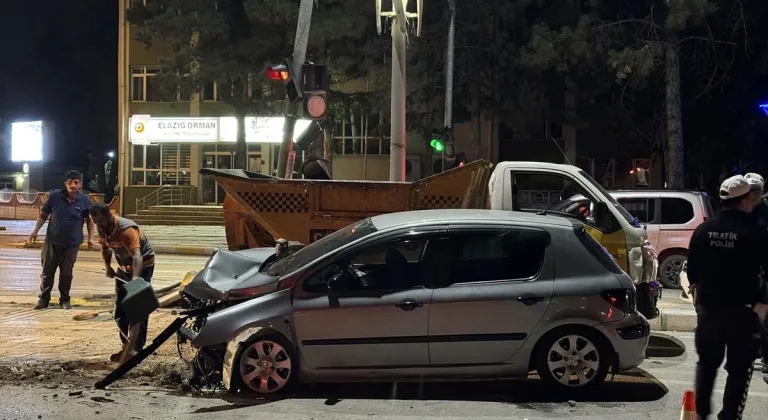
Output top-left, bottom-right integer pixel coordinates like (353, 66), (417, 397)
(601, 289), (636, 314)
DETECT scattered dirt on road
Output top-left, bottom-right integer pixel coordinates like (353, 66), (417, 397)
(0, 357), (193, 390)
(0, 305), (195, 391)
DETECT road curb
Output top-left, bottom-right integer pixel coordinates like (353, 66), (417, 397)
(650, 309), (697, 333)
(10, 241), (216, 257)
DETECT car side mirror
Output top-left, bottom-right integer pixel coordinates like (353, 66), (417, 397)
(327, 271), (347, 309)
(327, 272), (346, 293)
(593, 202), (617, 232)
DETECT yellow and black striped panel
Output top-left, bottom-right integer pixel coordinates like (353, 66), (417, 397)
(414, 195), (464, 210)
(241, 192), (309, 213)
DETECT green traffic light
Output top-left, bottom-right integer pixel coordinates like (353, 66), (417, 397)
(430, 138), (445, 152)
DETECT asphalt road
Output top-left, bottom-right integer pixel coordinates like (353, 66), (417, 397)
(0, 332), (766, 420)
(0, 247), (210, 299)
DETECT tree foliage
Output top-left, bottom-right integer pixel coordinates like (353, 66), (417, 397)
(125, 0), (768, 186)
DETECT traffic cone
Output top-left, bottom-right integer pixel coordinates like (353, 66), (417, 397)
(680, 389), (697, 420)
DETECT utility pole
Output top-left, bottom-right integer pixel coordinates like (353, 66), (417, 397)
(377, 0), (423, 182)
(277, 0), (314, 178)
(442, 0), (456, 173)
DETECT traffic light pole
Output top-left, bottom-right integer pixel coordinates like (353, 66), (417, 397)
(277, 0), (314, 178)
(442, 0), (456, 173)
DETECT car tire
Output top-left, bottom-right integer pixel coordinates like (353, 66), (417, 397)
(659, 253), (687, 289)
(234, 334), (297, 395)
(535, 326), (611, 391)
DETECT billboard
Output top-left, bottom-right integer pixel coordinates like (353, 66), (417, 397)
(11, 121), (44, 162)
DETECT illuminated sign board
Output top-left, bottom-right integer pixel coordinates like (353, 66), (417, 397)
(219, 117), (312, 143)
(11, 121), (44, 162)
(129, 117), (219, 143)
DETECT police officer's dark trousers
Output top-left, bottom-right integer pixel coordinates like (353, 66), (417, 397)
(695, 304), (760, 419)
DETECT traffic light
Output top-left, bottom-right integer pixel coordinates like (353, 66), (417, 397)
(431, 127), (458, 173)
(301, 63), (327, 121)
(266, 58), (301, 103)
(266, 60), (328, 121)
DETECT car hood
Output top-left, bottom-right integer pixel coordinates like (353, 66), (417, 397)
(183, 247), (281, 301)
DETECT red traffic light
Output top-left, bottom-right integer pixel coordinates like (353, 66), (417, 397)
(266, 65), (290, 81)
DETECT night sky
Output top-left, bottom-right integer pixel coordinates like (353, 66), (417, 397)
(0, 1), (116, 169)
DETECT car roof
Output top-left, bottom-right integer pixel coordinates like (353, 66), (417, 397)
(494, 161), (581, 174)
(608, 189), (707, 196)
(369, 209), (575, 231)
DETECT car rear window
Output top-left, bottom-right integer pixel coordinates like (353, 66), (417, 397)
(575, 226), (624, 274)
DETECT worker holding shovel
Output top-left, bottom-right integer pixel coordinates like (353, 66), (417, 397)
(89, 203), (155, 363)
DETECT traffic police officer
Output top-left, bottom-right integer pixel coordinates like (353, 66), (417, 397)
(687, 175), (768, 419)
(745, 172), (768, 384)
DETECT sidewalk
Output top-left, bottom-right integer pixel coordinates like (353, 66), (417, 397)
(0, 220), (227, 256)
(652, 293), (696, 332)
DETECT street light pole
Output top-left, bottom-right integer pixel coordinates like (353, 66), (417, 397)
(377, 0), (423, 182)
(390, 13), (407, 182)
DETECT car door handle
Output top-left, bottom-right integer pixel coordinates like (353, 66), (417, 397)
(517, 295), (545, 306)
(395, 300), (423, 311)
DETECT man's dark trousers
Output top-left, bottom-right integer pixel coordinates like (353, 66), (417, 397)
(38, 242), (79, 304)
(114, 266), (155, 352)
(695, 305), (760, 419)
(762, 316), (768, 377)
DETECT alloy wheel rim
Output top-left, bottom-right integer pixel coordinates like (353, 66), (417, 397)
(239, 340), (292, 394)
(546, 334), (600, 387)
(662, 258), (685, 287)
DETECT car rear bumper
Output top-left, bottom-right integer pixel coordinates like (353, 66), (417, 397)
(594, 313), (650, 371)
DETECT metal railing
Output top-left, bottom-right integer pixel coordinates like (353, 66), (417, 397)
(135, 185), (197, 212)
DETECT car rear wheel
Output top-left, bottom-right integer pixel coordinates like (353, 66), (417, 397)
(659, 253), (687, 289)
(236, 335), (295, 395)
(535, 327), (610, 391)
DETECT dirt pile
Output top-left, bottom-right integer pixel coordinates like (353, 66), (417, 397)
(0, 357), (192, 390)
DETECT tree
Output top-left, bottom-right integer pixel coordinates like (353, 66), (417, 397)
(598, 0), (749, 188)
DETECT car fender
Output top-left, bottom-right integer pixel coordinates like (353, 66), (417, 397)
(192, 288), (294, 348)
(221, 326), (267, 391)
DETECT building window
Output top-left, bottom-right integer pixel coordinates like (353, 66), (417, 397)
(201, 75), (266, 102)
(131, 66), (179, 102)
(130, 144), (191, 186)
(332, 111), (390, 156)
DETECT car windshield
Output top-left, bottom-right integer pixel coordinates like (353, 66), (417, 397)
(578, 170), (641, 227)
(263, 218), (378, 277)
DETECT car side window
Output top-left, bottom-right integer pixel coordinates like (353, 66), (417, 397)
(618, 198), (656, 224)
(512, 172), (620, 233)
(302, 238), (429, 294)
(660, 198), (694, 224)
(447, 229), (550, 285)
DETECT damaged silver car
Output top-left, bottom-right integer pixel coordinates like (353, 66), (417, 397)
(174, 209), (650, 396)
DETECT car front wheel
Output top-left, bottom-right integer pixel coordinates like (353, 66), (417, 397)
(535, 327), (610, 390)
(236, 335), (296, 394)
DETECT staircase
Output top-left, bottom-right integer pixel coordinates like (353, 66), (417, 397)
(128, 205), (225, 226)
(128, 185), (224, 225)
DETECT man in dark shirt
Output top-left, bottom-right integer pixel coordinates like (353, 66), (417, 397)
(28, 170), (95, 310)
(745, 172), (768, 384)
(687, 175), (768, 419)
